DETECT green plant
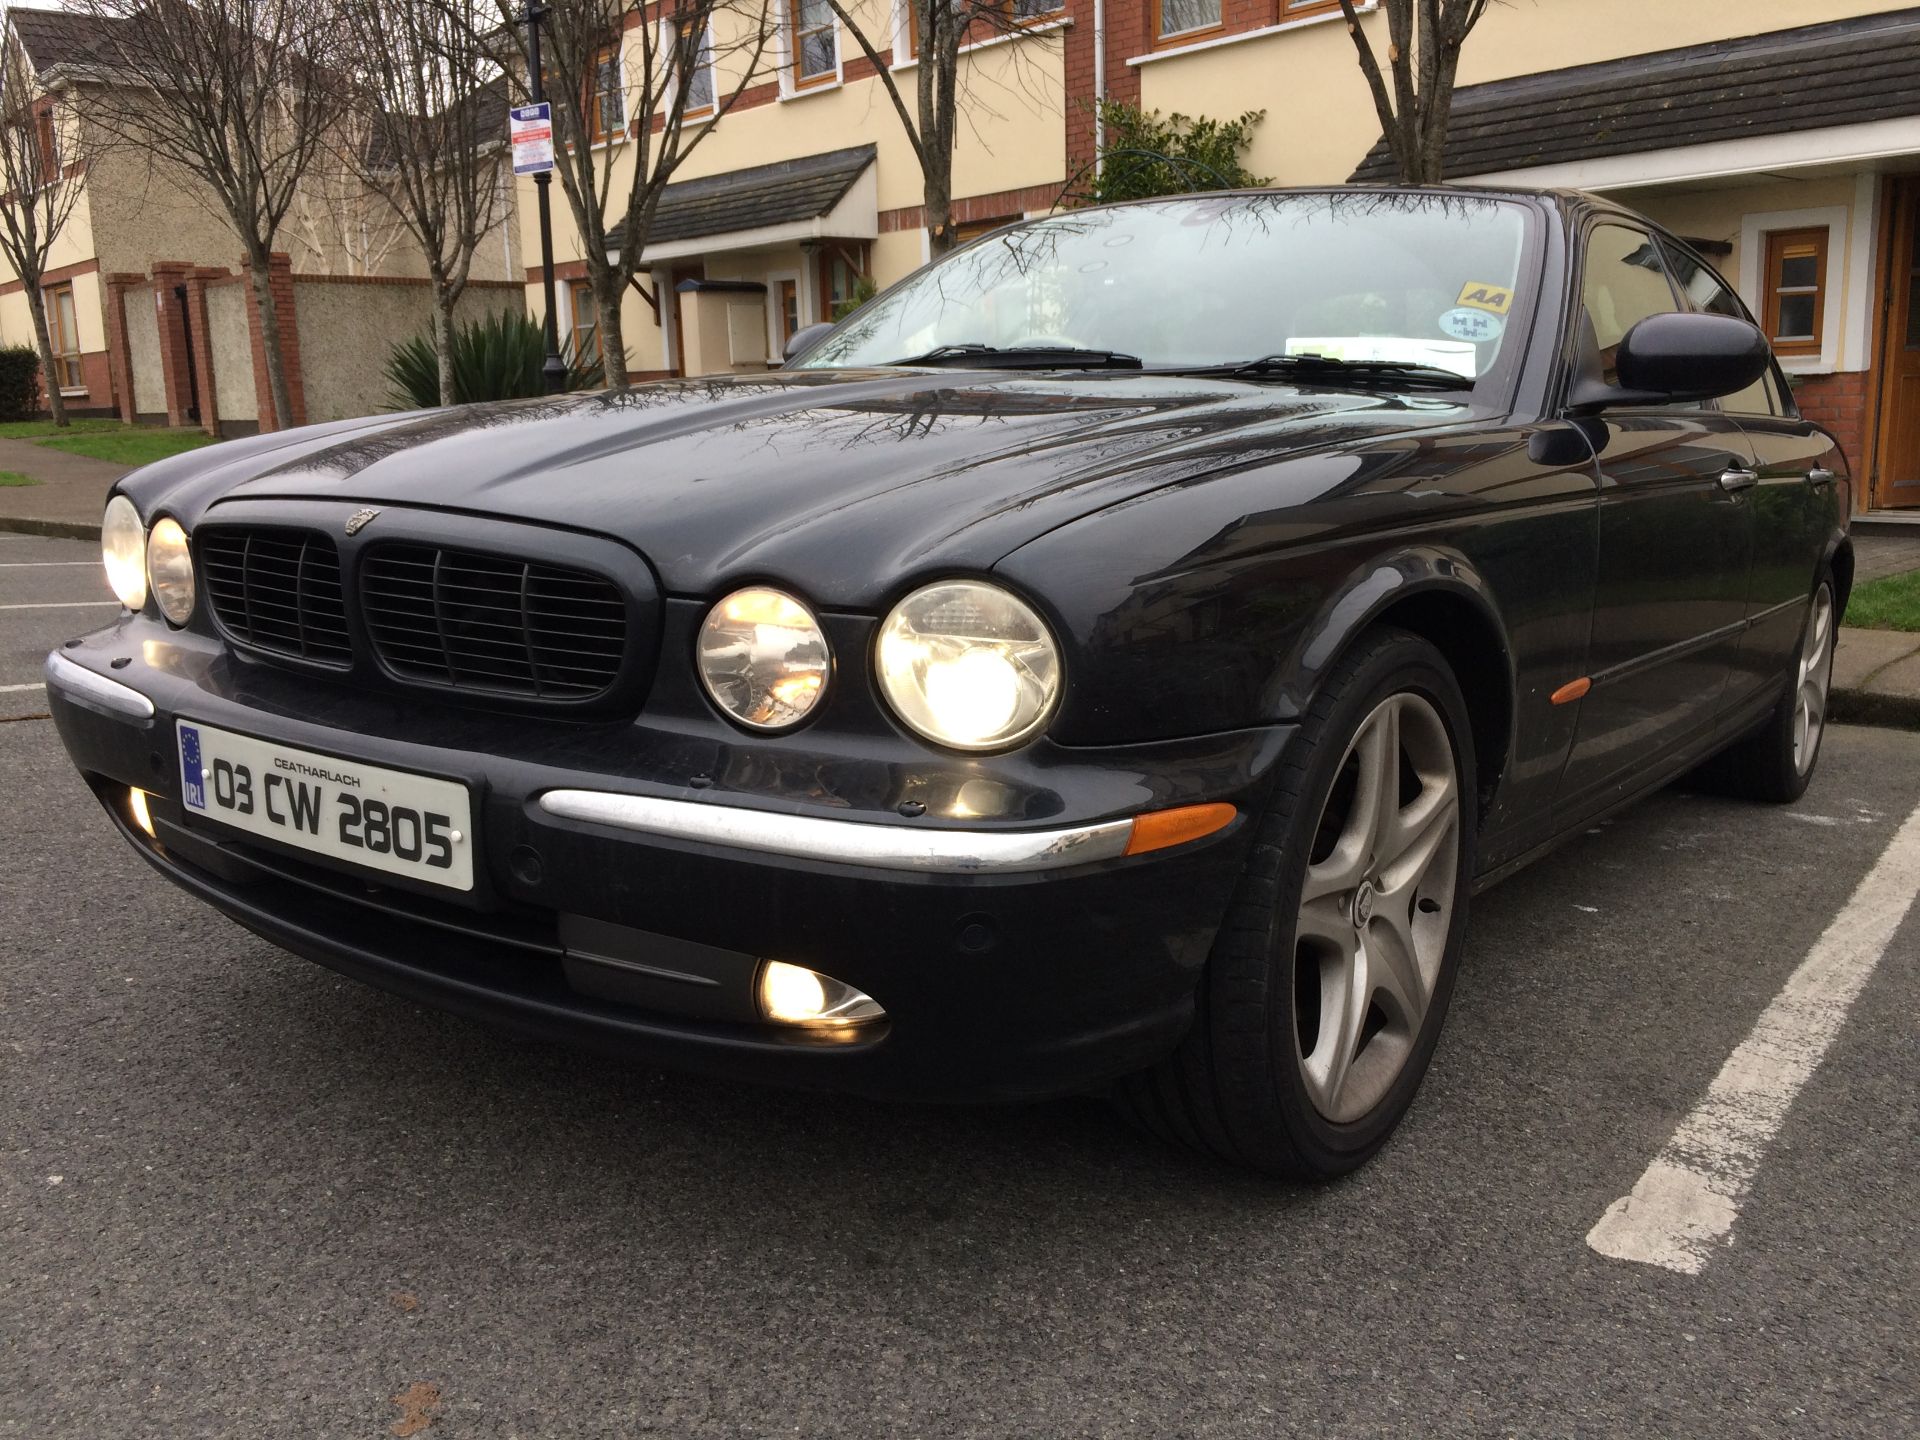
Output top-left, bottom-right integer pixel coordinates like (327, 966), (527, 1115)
(832, 275), (877, 321)
(1078, 102), (1270, 205)
(0, 346), (43, 422)
(1844, 569), (1920, 633)
(384, 310), (606, 410)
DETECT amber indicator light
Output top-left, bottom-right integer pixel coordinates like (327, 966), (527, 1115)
(1124, 803), (1238, 856)
(1550, 677), (1592, 706)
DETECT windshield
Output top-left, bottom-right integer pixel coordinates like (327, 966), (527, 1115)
(796, 192), (1539, 388)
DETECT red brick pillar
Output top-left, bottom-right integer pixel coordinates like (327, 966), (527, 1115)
(244, 252), (306, 432)
(183, 269), (223, 437)
(149, 262), (195, 428)
(1062, 0), (1146, 198)
(102, 271), (143, 422)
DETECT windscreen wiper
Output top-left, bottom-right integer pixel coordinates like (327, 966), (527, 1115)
(885, 342), (1144, 370)
(1217, 353), (1472, 391)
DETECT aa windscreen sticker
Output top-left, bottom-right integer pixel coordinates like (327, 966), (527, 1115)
(1456, 282), (1514, 315)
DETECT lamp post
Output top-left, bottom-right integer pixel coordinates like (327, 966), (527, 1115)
(522, 0), (567, 394)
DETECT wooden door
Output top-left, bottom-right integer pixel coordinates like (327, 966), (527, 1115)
(1875, 178), (1920, 508)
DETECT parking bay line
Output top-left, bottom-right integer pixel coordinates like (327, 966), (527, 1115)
(1587, 797), (1920, 1275)
(0, 682), (46, 693)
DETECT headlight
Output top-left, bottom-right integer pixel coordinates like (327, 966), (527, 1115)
(101, 494), (146, 611)
(145, 517), (195, 625)
(697, 586), (831, 730)
(875, 581), (1060, 750)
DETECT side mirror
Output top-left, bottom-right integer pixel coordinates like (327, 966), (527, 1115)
(1569, 311), (1771, 412)
(782, 321), (835, 365)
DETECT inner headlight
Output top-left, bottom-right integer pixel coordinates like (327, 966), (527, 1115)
(102, 494), (146, 611)
(697, 586), (831, 730)
(875, 581), (1060, 750)
(145, 517), (195, 625)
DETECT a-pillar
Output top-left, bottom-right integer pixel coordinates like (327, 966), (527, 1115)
(102, 271), (145, 423)
(149, 261), (195, 428)
(243, 252), (305, 431)
(183, 269), (223, 437)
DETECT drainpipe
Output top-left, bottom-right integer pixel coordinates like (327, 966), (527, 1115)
(1093, 0), (1107, 174)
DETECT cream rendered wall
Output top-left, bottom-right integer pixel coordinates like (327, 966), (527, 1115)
(1139, 0), (1907, 187)
(123, 283), (163, 416)
(516, 6), (1066, 284)
(205, 284), (257, 424)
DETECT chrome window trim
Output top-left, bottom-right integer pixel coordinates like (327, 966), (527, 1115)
(538, 789), (1132, 873)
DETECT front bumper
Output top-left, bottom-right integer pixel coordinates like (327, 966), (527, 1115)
(46, 620), (1291, 1102)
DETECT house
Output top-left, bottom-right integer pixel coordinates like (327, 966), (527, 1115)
(530, 0), (1920, 519)
(0, 5), (524, 434)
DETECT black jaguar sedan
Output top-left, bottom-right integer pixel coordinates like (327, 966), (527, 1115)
(46, 188), (1848, 1178)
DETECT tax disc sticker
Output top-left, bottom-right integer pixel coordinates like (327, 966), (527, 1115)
(1456, 281), (1514, 315)
(1438, 307), (1504, 343)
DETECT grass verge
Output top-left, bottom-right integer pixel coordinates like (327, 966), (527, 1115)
(33, 429), (215, 466)
(0, 470), (36, 486)
(1845, 569), (1920, 633)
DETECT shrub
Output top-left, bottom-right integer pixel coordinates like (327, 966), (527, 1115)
(1079, 102), (1270, 205)
(0, 346), (43, 422)
(384, 309), (606, 410)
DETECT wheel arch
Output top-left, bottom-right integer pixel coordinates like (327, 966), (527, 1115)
(1273, 549), (1516, 820)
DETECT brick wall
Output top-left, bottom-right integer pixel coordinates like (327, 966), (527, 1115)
(1790, 370), (1870, 477)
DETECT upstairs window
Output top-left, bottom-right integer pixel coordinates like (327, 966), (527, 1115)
(791, 0), (837, 87)
(1761, 227), (1827, 358)
(34, 103), (57, 185)
(589, 44), (625, 141)
(1157, 0), (1221, 40)
(682, 24), (715, 115)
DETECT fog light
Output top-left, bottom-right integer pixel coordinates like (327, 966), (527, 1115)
(128, 786), (155, 837)
(758, 960), (885, 1027)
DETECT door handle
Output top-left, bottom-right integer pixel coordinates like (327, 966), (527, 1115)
(1717, 467), (1760, 493)
(1807, 466), (1836, 487)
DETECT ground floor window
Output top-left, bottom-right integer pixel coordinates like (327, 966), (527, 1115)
(1762, 227), (1827, 357)
(45, 283), (81, 391)
(570, 281), (600, 364)
(820, 245), (868, 321)
(778, 279), (799, 347)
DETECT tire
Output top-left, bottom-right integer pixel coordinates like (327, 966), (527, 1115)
(1115, 627), (1477, 1179)
(1695, 576), (1836, 804)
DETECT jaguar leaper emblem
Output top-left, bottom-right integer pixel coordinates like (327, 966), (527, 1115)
(344, 507), (380, 536)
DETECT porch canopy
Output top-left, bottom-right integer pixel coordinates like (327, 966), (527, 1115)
(607, 144), (878, 266)
(1350, 8), (1920, 191)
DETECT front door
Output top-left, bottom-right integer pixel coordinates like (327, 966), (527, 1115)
(669, 263), (705, 377)
(1553, 223), (1757, 817)
(1875, 177), (1920, 509)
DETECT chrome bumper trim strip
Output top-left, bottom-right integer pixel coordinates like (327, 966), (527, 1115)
(537, 789), (1133, 873)
(44, 651), (156, 722)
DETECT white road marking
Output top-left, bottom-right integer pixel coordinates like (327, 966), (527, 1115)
(0, 681), (46, 693)
(1587, 798), (1920, 1274)
(0, 601), (118, 610)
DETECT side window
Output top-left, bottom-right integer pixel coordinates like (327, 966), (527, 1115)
(1581, 223), (1683, 389)
(1659, 237), (1786, 418)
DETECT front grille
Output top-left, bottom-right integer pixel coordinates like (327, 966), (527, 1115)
(360, 543), (627, 700)
(200, 528), (351, 665)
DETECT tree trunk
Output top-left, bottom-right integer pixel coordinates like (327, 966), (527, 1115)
(598, 285), (627, 388)
(247, 253), (295, 429)
(925, 174), (955, 258)
(23, 286), (66, 427)
(432, 291), (458, 407)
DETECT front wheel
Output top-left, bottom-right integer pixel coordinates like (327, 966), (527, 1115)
(1115, 628), (1476, 1179)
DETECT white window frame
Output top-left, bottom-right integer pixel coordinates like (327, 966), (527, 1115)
(587, 40), (627, 144)
(1739, 205), (1849, 375)
(779, 0), (843, 99)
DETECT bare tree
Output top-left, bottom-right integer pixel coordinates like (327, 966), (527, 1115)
(486, 0), (772, 387)
(73, 0), (350, 427)
(0, 36), (91, 425)
(339, 0), (509, 403)
(1335, 0), (1490, 185)
(827, 0), (1055, 257)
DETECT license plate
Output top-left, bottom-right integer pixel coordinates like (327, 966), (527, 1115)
(176, 721), (474, 891)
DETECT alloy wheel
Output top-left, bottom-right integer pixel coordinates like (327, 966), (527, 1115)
(1793, 584), (1834, 776)
(1294, 692), (1461, 1124)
